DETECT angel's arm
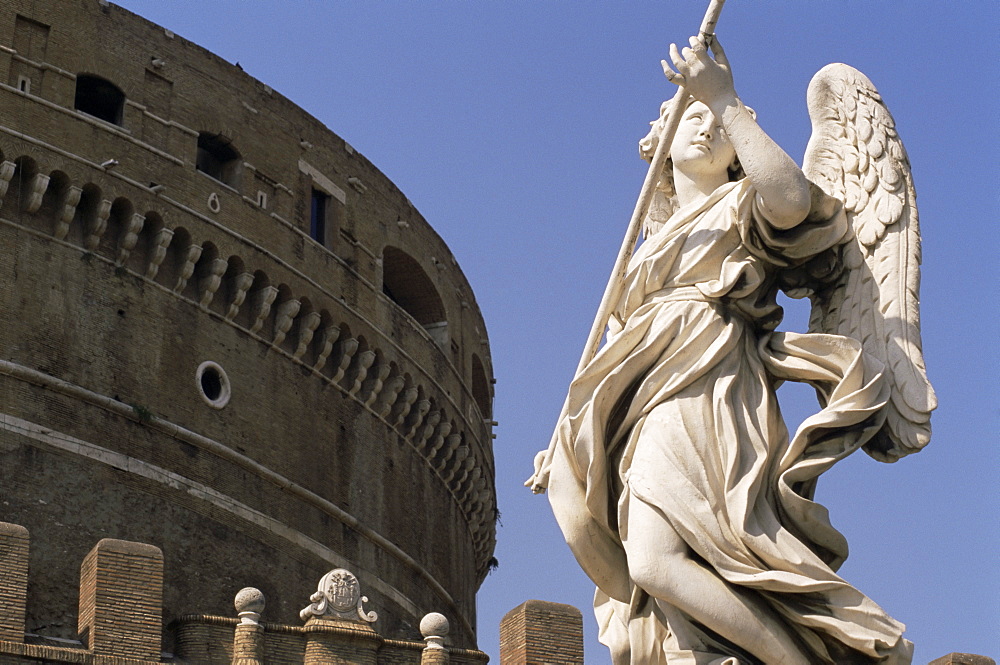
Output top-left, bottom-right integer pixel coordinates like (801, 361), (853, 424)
(665, 37), (811, 229)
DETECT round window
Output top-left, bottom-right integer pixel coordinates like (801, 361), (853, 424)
(196, 361), (231, 409)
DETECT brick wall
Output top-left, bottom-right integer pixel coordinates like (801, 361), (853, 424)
(499, 600), (583, 665)
(0, 523), (28, 642)
(78, 539), (163, 660)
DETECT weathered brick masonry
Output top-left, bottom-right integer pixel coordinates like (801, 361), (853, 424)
(0, 0), (496, 657)
(499, 601), (583, 665)
(0, 523), (495, 663)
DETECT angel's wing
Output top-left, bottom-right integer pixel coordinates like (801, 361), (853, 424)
(802, 63), (936, 462)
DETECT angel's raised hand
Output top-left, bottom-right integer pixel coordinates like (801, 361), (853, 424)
(661, 35), (736, 109)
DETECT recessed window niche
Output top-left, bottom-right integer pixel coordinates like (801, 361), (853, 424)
(196, 361), (231, 409)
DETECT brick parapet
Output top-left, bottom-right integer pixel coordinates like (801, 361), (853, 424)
(499, 600), (583, 665)
(0, 523), (28, 643)
(78, 539), (163, 661)
(172, 615), (487, 665)
(0, 639), (159, 664)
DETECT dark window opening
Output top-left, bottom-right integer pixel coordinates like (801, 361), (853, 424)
(471, 355), (492, 419)
(74, 74), (125, 125)
(310, 188), (328, 244)
(382, 246), (448, 348)
(196, 133), (240, 187)
(200, 367), (222, 401)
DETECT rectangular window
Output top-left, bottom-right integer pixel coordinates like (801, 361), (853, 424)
(310, 188), (328, 244)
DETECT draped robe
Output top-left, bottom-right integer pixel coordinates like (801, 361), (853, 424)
(542, 179), (912, 664)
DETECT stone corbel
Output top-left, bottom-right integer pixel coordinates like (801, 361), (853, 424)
(272, 299), (301, 347)
(54, 185), (82, 240)
(347, 350), (376, 396)
(391, 386), (419, 428)
(173, 244), (203, 293)
(472, 479), (490, 513)
(116, 213), (146, 266)
(454, 455), (476, 487)
(330, 338), (359, 385)
(198, 258), (229, 308)
(361, 360), (392, 407)
(225, 272), (255, 321)
(145, 228), (174, 280)
(375, 376), (406, 419)
(248, 285), (279, 335)
(453, 454), (475, 488)
(24, 173), (50, 213)
(456, 467), (481, 505)
(415, 410), (442, 452)
(84, 199), (112, 251)
(292, 311), (322, 361)
(443, 445), (471, 484)
(312, 325), (341, 372)
(437, 432), (462, 468)
(427, 421), (454, 460)
(404, 399), (431, 439)
(0, 161), (16, 204)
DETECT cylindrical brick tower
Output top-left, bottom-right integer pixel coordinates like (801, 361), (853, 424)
(0, 0), (496, 651)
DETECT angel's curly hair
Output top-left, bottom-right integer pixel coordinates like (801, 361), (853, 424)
(638, 96), (754, 236)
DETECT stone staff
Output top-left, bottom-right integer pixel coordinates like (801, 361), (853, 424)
(528, 0), (727, 493)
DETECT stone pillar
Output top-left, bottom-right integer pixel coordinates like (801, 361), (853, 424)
(232, 587), (265, 665)
(929, 655), (996, 665)
(77, 538), (163, 661)
(420, 612), (449, 665)
(0, 523), (29, 643)
(500, 600), (584, 665)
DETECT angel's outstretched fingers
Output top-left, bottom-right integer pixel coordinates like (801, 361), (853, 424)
(661, 60), (685, 87)
(669, 43), (686, 73)
(709, 35), (729, 68)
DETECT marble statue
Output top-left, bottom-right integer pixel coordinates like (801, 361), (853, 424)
(527, 33), (934, 665)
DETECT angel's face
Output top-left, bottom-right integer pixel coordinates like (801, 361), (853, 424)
(670, 101), (736, 177)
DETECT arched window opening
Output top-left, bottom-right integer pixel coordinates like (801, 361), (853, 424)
(196, 132), (240, 187)
(382, 246), (447, 348)
(74, 74), (125, 125)
(471, 354), (492, 419)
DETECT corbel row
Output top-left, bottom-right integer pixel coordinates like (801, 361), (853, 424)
(1, 155), (497, 572)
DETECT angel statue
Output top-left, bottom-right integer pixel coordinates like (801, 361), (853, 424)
(526, 30), (935, 665)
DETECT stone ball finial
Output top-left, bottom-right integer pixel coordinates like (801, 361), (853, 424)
(420, 612), (449, 650)
(235, 587), (265, 625)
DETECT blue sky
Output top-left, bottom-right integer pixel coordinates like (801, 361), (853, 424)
(112, 2), (999, 661)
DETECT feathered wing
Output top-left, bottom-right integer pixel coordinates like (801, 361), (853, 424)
(802, 63), (936, 462)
